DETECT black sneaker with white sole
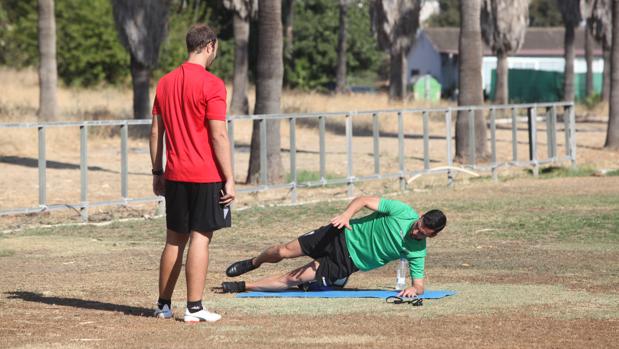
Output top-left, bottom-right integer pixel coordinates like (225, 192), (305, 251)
(225, 259), (258, 277)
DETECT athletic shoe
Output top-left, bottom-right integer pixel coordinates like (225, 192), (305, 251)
(183, 308), (222, 323)
(221, 281), (246, 293)
(154, 304), (173, 319)
(225, 259), (258, 277)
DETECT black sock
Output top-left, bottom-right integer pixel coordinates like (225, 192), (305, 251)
(187, 300), (203, 313)
(157, 298), (171, 310)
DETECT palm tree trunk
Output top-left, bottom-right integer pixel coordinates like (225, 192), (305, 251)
(335, 0), (348, 94)
(585, 23), (594, 97)
(605, 0), (619, 149)
(495, 51), (508, 104)
(230, 13), (250, 115)
(564, 25), (576, 101)
(247, 0), (284, 184)
(389, 48), (407, 100)
(130, 56), (151, 119)
(283, 0), (294, 62)
(456, 0), (487, 162)
(603, 44), (611, 101)
(37, 0), (57, 121)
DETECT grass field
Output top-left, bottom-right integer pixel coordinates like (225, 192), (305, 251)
(0, 176), (617, 348)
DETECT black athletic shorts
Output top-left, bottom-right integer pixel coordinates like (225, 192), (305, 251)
(298, 224), (359, 286)
(165, 181), (231, 234)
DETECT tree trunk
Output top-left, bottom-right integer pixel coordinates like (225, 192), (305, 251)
(37, 0), (57, 121)
(389, 49), (407, 100)
(585, 23), (594, 98)
(230, 13), (250, 115)
(564, 25), (576, 101)
(247, 0), (284, 184)
(335, 0), (348, 94)
(606, 0), (619, 149)
(456, 0), (487, 162)
(495, 51), (508, 104)
(130, 56), (151, 119)
(603, 44), (611, 101)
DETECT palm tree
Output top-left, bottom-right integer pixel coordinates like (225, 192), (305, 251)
(283, 0), (294, 63)
(111, 0), (170, 119)
(370, 0), (421, 101)
(557, 0), (583, 102)
(481, 0), (529, 104)
(456, 0), (487, 162)
(588, 0), (612, 101)
(336, 0), (349, 94)
(606, 0), (619, 148)
(37, 0), (57, 121)
(223, 0), (257, 116)
(246, 0), (284, 184)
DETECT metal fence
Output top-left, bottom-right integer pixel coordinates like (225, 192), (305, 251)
(0, 102), (575, 221)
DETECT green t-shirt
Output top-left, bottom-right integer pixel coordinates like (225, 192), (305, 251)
(344, 198), (426, 279)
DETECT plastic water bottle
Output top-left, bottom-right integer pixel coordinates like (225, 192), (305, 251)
(395, 258), (408, 290)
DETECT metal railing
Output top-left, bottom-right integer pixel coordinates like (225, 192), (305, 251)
(0, 102), (576, 221)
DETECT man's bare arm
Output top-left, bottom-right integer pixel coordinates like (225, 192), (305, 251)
(149, 114), (165, 195)
(208, 119), (235, 205)
(398, 278), (424, 298)
(330, 196), (380, 229)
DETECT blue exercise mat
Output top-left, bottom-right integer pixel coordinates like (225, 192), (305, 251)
(236, 289), (455, 299)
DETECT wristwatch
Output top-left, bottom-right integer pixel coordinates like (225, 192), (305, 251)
(152, 169), (164, 176)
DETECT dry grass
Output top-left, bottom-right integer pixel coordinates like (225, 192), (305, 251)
(0, 177), (617, 348)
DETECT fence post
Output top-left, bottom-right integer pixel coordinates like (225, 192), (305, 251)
(512, 107), (518, 162)
(289, 117), (297, 204)
(259, 118), (267, 188)
(550, 105), (557, 160)
(490, 108), (497, 181)
(319, 115), (326, 185)
(120, 122), (128, 202)
(346, 113), (354, 198)
(38, 125), (46, 209)
(80, 124), (89, 222)
(569, 104), (577, 168)
(445, 109), (453, 187)
(398, 111), (406, 191)
(227, 118), (235, 179)
(528, 106), (538, 177)
(372, 112), (380, 176)
(468, 109), (475, 166)
(422, 111), (430, 170)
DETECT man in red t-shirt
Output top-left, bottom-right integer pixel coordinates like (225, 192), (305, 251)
(149, 24), (235, 323)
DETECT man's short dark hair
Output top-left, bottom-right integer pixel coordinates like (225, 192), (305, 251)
(422, 209), (446, 234)
(186, 24), (217, 54)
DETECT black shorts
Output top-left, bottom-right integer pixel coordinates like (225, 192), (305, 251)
(165, 181), (231, 234)
(298, 224), (359, 286)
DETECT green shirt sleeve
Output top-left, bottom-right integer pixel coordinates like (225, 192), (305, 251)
(408, 255), (425, 279)
(378, 198), (413, 218)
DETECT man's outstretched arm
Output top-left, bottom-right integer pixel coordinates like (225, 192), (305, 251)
(398, 278), (424, 298)
(330, 196), (380, 229)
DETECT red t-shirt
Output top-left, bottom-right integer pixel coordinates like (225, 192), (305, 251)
(152, 62), (227, 183)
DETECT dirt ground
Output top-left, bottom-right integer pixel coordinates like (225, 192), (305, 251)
(0, 176), (617, 348)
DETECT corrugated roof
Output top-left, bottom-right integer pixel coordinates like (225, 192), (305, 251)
(423, 27), (603, 56)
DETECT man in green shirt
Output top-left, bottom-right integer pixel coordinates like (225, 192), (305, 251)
(222, 196), (446, 298)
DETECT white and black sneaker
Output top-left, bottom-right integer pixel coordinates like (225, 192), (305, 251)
(183, 308), (222, 323)
(154, 304), (173, 319)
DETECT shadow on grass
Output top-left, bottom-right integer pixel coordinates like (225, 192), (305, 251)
(6, 291), (152, 317)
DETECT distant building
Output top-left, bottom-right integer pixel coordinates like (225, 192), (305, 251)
(407, 27), (604, 101)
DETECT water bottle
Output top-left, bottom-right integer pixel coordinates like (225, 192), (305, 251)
(395, 258), (408, 290)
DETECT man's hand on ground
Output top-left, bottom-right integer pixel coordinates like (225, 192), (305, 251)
(219, 179), (236, 206)
(330, 213), (352, 230)
(398, 287), (420, 298)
